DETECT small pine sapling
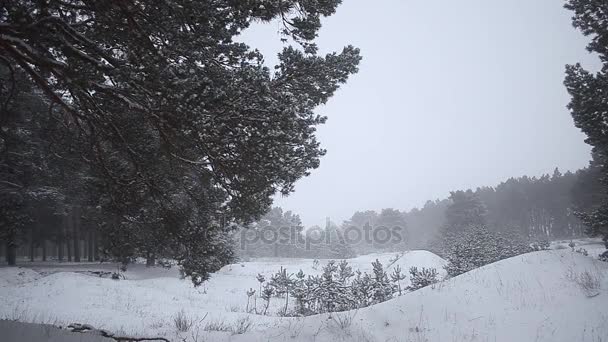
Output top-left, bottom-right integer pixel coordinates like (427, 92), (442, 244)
(371, 259), (395, 304)
(256, 273), (265, 294)
(390, 265), (407, 295)
(338, 260), (354, 284)
(246, 288), (256, 313)
(406, 266), (438, 291)
(261, 285), (274, 315)
(292, 270), (308, 315)
(270, 267), (294, 314)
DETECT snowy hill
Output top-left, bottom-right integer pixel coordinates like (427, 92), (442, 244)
(0, 248), (607, 341)
(231, 249), (608, 342)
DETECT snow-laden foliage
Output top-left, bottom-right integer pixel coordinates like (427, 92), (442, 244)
(435, 189), (533, 277)
(443, 225), (532, 277)
(564, 0), (608, 249)
(406, 266), (438, 291)
(1, 1), (361, 282)
(251, 259), (431, 316)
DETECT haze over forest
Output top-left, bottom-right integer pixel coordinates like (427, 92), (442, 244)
(240, 0), (602, 227)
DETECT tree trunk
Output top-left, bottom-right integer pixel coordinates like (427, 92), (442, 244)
(55, 239), (63, 261)
(66, 212), (73, 262)
(146, 252), (155, 267)
(73, 207), (81, 262)
(29, 240), (35, 262)
(7, 244), (17, 266)
(66, 234), (72, 262)
(88, 229), (94, 262)
(42, 241), (47, 262)
(57, 239), (64, 261)
(93, 230), (100, 261)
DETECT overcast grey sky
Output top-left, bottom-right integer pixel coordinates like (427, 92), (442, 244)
(239, 0), (601, 228)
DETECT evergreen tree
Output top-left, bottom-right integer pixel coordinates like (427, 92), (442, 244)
(351, 270), (374, 308)
(370, 259), (395, 304)
(390, 265), (407, 295)
(564, 0), (608, 248)
(443, 225), (531, 277)
(406, 267), (438, 291)
(1, 1), (361, 279)
(444, 190), (487, 232)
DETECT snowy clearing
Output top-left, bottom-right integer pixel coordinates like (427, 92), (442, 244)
(1, 247), (607, 342)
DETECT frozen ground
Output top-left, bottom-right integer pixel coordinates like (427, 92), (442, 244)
(0, 242), (607, 342)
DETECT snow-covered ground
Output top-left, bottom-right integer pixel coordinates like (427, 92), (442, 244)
(1, 244), (607, 342)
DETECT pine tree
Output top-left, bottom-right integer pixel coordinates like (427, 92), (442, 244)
(261, 285), (274, 316)
(351, 270), (374, 308)
(292, 270), (308, 315)
(443, 225), (531, 277)
(390, 265), (407, 295)
(564, 0), (608, 249)
(406, 267), (438, 291)
(256, 273), (266, 295)
(370, 259), (395, 304)
(1, 1), (361, 279)
(312, 260), (354, 313)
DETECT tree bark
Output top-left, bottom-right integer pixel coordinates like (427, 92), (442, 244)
(146, 252), (155, 267)
(88, 229), (94, 262)
(57, 238), (64, 261)
(93, 229), (100, 261)
(29, 240), (35, 262)
(42, 240), (47, 261)
(7, 242), (17, 266)
(73, 207), (81, 262)
(66, 212), (73, 262)
(66, 233), (72, 262)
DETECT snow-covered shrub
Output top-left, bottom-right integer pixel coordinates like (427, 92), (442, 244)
(253, 259), (404, 316)
(576, 248), (589, 256)
(531, 239), (550, 251)
(172, 309), (193, 332)
(156, 258), (174, 268)
(444, 226), (532, 277)
(314, 260), (351, 313)
(269, 267), (293, 298)
(370, 259), (395, 304)
(494, 231), (533, 259)
(600, 251), (608, 262)
(268, 267), (294, 314)
(260, 285), (274, 315)
(351, 270), (373, 308)
(406, 267), (438, 291)
(569, 241), (576, 251)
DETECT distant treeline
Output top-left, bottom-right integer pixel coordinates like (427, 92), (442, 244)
(346, 167), (599, 254)
(241, 166), (601, 259)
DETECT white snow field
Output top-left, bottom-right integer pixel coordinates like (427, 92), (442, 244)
(0, 246), (607, 342)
